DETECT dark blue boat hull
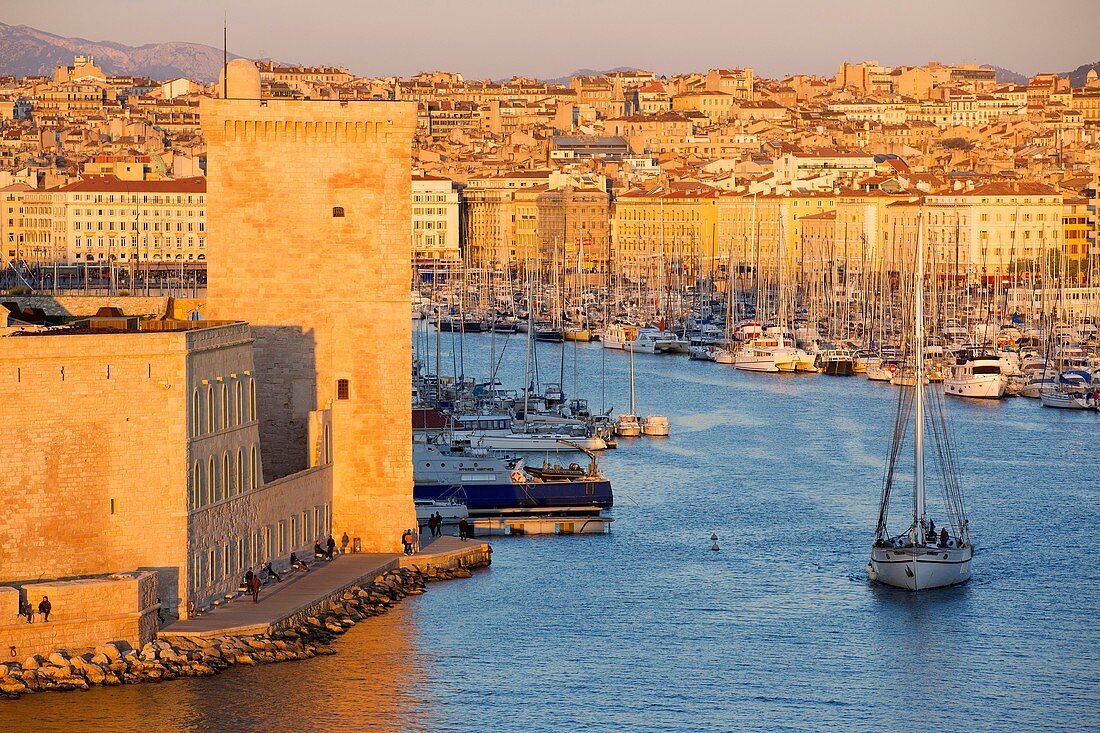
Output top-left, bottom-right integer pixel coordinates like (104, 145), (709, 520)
(414, 479), (613, 511)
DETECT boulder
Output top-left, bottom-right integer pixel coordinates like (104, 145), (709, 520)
(0, 677), (28, 695)
(83, 665), (107, 685)
(95, 643), (122, 662)
(89, 653), (110, 666)
(47, 652), (71, 668)
(22, 655), (43, 670)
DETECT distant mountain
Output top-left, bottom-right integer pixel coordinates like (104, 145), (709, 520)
(983, 65), (1028, 85)
(541, 67), (648, 85)
(1063, 60), (1100, 87)
(0, 22), (240, 81)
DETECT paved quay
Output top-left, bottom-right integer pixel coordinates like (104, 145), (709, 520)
(158, 536), (490, 639)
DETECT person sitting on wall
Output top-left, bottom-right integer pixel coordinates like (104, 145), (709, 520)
(262, 561), (282, 583)
(38, 596), (51, 622)
(290, 552), (310, 572)
(314, 541), (326, 560)
(19, 599), (33, 624)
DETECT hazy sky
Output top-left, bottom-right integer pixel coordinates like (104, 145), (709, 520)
(5, 0), (1098, 80)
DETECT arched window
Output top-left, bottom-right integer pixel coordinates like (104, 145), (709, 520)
(191, 461), (201, 509)
(234, 381), (243, 425)
(191, 389), (200, 436)
(250, 444), (259, 489)
(206, 385), (214, 433)
(332, 206), (345, 218)
(249, 379), (257, 422)
(222, 452), (230, 499)
(207, 457), (216, 505)
(221, 384), (229, 430)
(236, 448), (245, 493)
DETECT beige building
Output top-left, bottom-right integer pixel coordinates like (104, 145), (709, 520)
(922, 182), (1063, 281)
(412, 174), (462, 268)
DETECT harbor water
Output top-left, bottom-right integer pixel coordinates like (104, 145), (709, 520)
(4, 332), (1097, 732)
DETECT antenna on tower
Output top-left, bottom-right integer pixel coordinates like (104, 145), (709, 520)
(222, 12), (228, 99)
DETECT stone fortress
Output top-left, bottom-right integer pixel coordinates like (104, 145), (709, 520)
(0, 59), (417, 658)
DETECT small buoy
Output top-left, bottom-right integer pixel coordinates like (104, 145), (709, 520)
(711, 543), (720, 552)
(710, 533), (718, 542)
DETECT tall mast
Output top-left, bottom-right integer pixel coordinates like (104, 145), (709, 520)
(914, 210), (926, 535)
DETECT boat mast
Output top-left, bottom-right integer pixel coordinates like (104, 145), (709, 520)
(914, 210), (926, 536)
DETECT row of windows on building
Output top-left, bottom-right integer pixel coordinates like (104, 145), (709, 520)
(72, 194), (205, 205)
(190, 504), (331, 595)
(192, 378), (257, 437)
(74, 221), (204, 232)
(190, 445), (260, 510)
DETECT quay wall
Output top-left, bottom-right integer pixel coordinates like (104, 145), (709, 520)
(5, 295), (205, 320)
(401, 542), (493, 574)
(0, 571), (160, 660)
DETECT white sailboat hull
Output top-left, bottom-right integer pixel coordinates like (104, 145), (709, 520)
(869, 545), (972, 591)
(944, 374), (1006, 399)
(453, 431), (607, 453)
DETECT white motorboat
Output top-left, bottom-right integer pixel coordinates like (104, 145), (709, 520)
(601, 323), (637, 350)
(733, 335), (799, 373)
(869, 212), (973, 591)
(641, 414), (670, 437)
(1019, 372), (1059, 399)
(943, 348), (1006, 399)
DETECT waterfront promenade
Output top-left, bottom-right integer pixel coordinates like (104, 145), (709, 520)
(159, 536), (488, 639)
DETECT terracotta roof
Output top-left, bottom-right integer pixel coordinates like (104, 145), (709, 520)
(59, 175), (206, 193)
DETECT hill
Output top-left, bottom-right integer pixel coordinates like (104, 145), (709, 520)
(0, 22), (239, 81)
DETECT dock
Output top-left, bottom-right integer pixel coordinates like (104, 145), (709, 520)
(158, 536), (490, 639)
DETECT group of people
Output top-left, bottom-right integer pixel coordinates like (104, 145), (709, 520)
(424, 512), (445, 537)
(924, 520), (952, 548)
(313, 535), (338, 561)
(18, 596), (51, 623)
(420, 514), (474, 541)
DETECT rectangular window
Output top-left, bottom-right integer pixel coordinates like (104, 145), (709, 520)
(337, 379), (350, 400)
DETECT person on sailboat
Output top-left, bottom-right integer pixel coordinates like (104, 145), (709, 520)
(939, 527), (949, 548)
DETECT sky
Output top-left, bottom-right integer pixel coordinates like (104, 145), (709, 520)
(4, 0), (1098, 80)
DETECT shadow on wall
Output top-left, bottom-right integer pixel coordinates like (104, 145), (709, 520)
(4, 295), (192, 321)
(250, 325), (317, 484)
(139, 565), (180, 623)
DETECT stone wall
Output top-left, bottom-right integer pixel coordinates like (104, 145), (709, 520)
(0, 329), (190, 600)
(200, 97), (417, 553)
(0, 571), (159, 660)
(186, 464), (333, 613)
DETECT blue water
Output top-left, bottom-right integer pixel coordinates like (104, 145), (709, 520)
(4, 332), (1098, 732)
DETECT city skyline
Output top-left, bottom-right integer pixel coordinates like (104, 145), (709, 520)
(3, 0), (1097, 81)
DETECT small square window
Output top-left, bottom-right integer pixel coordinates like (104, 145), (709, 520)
(332, 206), (345, 218)
(337, 379), (350, 400)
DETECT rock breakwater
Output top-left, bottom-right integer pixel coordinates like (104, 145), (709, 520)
(1, 565), (476, 699)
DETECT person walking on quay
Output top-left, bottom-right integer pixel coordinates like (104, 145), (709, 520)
(326, 535), (336, 560)
(401, 529), (414, 555)
(248, 573), (262, 603)
(38, 596), (51, 622)
(458, 518), (470, 541)
(434, 512), (445, 537)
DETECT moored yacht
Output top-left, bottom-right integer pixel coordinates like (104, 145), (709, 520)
(943, 348), (1006, 399)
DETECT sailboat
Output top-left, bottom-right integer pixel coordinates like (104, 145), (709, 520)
(615, 344), (642, 437)
(868, 212), (973, 591)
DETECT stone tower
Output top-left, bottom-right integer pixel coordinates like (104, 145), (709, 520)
(200, 62), (416, 551)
